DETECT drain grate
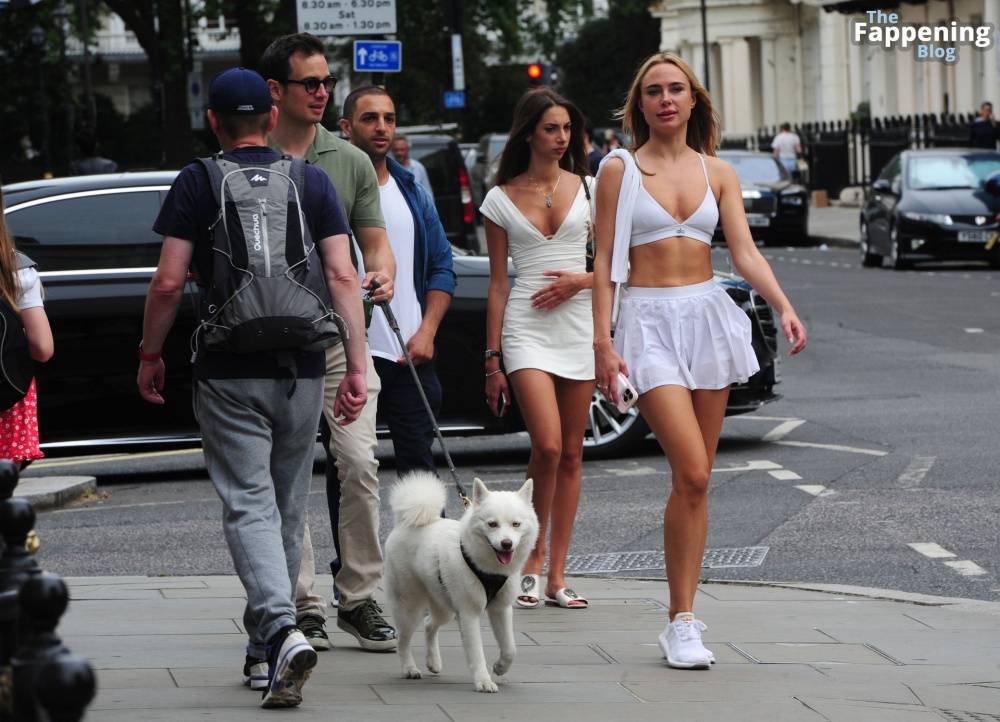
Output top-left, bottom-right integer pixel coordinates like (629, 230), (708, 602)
(937, 711), (1000, 722)
(562, 547), (769, 574)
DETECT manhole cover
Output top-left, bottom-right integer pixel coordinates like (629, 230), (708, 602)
(562, 547), (769, 574)
(937, 711), (1000, 722)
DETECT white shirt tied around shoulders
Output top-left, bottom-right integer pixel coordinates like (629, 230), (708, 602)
(357, 175), (424, 361)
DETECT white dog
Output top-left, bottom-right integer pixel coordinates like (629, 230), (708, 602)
(384, 472), (538, 693)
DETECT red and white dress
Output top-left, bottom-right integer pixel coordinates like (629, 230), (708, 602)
(0, 267), (45, 463)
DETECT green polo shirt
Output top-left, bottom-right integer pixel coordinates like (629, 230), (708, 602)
(270, 123), (385, 232)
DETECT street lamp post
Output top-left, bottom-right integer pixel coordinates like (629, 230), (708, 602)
(53, 0), (74, 172)
(29, 25), (52, 179)
(700, 0), (710, 92)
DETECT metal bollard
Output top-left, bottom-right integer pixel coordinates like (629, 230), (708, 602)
(13, 574), (71, 722)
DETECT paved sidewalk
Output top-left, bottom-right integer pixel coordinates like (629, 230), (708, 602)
(62, 575), (1000, 721)
(809, 206), (860, 247)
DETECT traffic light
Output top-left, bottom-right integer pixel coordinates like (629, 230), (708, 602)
(527, 62), (547, 87)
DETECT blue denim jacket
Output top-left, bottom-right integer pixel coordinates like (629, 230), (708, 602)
(386, 157), (457, 310)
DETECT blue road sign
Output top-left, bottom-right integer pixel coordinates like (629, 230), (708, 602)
(443, 90), (466, 109)
(353, 41), (402, 73)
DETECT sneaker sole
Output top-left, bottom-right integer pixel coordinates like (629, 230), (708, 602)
(260, 644), (318, 708)
(336, 618), (398, 652)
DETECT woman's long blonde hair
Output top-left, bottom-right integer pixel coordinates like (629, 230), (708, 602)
(616, 52), (720, 156)
(0, 192), (21, 309)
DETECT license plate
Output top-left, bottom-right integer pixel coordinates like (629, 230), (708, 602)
(957, 230), (992, 243)
(746, 214), (770, 227)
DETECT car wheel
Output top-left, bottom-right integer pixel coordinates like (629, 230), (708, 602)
(888, 225), (911, 270)
(582, 388), (649, 460)
(859, 220), (883, 267)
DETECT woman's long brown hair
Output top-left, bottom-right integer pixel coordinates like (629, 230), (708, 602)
(495, 88), (588, 186)
(0, 192), (21, 309)
(616, 52), (720, 156)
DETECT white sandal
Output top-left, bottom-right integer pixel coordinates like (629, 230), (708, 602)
(514, 574), (541, 609)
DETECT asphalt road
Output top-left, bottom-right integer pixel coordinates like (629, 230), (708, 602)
(27, 245), (1000, 602)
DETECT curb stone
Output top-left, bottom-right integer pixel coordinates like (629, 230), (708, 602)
(13, 475), (97, 510)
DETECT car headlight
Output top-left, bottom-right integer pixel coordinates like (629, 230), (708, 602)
(902, 211), (953, 225)
(742, 189), (762, 199)
(780, 195), (804, 205)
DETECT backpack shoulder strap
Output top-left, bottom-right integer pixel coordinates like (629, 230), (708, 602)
(287, 157), (307, 203)
(196, 156), (228, 207)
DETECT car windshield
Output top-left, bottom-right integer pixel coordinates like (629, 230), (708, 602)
(908, 154), (1000, 190)
(725, 155), (786, 183)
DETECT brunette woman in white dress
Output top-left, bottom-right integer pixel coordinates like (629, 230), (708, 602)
(592, 53), (807, 666)
(480, 89), (594, 609)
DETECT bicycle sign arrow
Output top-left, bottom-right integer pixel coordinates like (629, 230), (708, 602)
(353, 40), (402, 73)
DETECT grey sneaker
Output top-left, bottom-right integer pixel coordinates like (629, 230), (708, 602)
(260, 629), (317, 708)
(337, 599), (397, 652)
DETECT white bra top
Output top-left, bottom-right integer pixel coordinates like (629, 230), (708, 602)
(630, 153), (718, 247)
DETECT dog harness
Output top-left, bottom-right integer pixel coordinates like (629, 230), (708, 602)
(459, 544), (510, 604)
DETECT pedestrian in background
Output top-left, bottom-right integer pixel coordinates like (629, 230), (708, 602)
(968, 101), (998, 150)
(392, 135), (435, 199)
(480, 88), (594, 610)
(138, 67), (368, 707)
(70, 132), (118, 175)
(592, 52), (806, 669)
(584, 123), (604, 177)
(341, 86), (456, 476)
(771, 122), (801, 175)
(0, 190), (53, 469)
(261, 32), (399, 654)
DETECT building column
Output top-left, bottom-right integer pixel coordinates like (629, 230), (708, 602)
(818, 10), (850, 120)
(760, 35), (778, 129)
(718, 37), (754, 136)
(983, 0), (999, 109)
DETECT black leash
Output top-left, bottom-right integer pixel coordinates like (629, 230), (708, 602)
(369, 282), (471, 508)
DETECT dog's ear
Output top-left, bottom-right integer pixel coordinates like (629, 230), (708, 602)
(517, 478), (533, 502)
(473, 477), (490, 505)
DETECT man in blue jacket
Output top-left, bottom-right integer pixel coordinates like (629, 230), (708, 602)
(340, 86), (457, 474)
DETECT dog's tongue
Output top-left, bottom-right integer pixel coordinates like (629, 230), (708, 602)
(496, 549), (514, 566)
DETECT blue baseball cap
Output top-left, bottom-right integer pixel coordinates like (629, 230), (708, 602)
(208, 67), (272, 115)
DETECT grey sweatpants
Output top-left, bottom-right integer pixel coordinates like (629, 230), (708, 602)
(194, 375), (324, 659)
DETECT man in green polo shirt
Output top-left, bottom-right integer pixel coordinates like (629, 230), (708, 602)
(262, 33), (398, 655)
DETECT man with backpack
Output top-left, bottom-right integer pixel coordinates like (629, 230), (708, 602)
(137, 67), (368, 709)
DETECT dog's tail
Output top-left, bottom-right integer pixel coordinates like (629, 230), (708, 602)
(389, 471), (447, 528)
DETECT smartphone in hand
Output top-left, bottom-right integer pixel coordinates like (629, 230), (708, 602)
(615, 373), (638, 414)
(495, 391), (507, 417)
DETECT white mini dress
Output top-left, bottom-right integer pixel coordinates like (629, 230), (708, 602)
(479, 180), (595, 381)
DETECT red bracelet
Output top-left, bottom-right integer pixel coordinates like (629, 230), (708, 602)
(138, 343), (161, 362)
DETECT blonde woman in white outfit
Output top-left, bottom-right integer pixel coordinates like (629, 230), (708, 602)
(592, 53), (807, 667)
(481, 88), (594, 610)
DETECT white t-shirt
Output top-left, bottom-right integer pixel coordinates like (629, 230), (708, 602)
(407, 158), (434, 200)
(771, 131), (801, 159)
(17, 267), (43, 310)
(361, 176), (423, 361)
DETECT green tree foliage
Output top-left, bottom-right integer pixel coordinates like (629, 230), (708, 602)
(555, 2), (660, 129)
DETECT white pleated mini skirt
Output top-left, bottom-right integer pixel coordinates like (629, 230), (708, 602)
(614, 280), (760, 394)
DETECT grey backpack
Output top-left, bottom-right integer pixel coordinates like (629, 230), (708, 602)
(193, 155), (342, 359)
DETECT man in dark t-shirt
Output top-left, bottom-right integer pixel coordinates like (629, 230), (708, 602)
(969, 101), (998, 150)
(137, 68), (367, 709)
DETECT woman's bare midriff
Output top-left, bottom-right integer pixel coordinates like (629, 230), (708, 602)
(628, 236), (714, 287)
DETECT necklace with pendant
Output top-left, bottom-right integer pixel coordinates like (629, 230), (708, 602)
(529, 172), (561, 208)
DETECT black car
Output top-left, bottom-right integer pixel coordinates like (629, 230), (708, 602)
(404, 134), (478, 253)
(1, 172), (780, 458)
(716, 151), (810, 245)
(860, 149), (1000, 269)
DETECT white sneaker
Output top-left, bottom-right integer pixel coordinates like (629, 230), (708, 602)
(260, 629), (318, 708)
(658, 613), (713, 669)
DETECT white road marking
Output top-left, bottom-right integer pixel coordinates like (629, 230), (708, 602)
(964, 328), (984, 334)
(774, 440), (887, 456)
(795, 484), (832, 497)
(943, 560), (988, 577)
(762, 419), (806, 442)
(801, 259), (813, 265)
(712, 460), (783, 473)
(908, 542), (956, 559)
(896, 455), (936, 489)
(606, 466), (659, 477)
(769, 469), (802, 480)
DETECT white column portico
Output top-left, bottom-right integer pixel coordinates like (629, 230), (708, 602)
(717, 37), (754, 135)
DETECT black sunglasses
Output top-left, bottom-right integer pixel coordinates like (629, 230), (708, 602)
(285, 75), (337, 95)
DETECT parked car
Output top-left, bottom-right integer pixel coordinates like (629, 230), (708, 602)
(404, 134), (477, 253)
(716, 151), (810, 245)
(860, 148), (1000, 269)
(2, 172), (780, 458)
(470, 133), (508, 207)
